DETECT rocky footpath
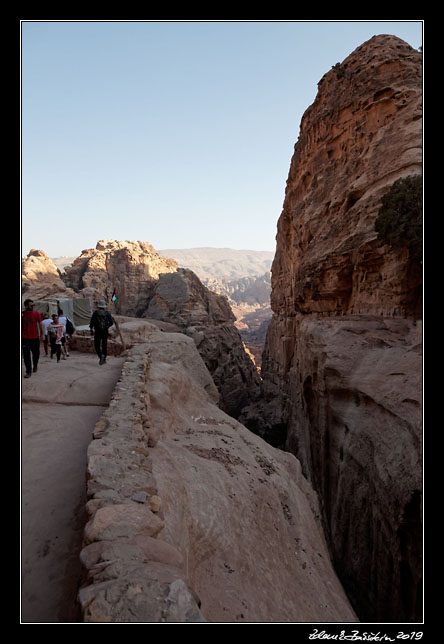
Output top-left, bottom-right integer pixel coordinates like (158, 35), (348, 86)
(78, 319), (357, 623)
(255, 35), (423, 622)
(21, 352), (126, 623)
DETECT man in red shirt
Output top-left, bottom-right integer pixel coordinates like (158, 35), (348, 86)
(22, 299), (44, 378)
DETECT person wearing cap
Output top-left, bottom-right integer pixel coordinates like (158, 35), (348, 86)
(89, 300), (114, 365)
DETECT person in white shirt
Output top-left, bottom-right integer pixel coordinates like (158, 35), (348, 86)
(57, 308), (71, 358)
(48, 314), (66, 362)
(41, 313), (53, 356)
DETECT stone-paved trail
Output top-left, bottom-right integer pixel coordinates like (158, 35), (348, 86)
(21, 351), (125, 623)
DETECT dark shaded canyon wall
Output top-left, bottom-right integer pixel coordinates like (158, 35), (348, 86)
(260, 35), (422, 622)
(142, 268), (262, 418)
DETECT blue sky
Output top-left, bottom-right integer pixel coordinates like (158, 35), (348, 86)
(21, 20), (423, 258)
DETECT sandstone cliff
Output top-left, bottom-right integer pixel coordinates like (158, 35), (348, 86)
(45, 240), (261, 419)
(41, 240), (260, 417)
(196, 274), (271, 370)
(256, 35), (422, 622)
(64, 240), (178, 315)
(271, 35), (422, 319)
(141, 268), (261, 418)
(22, 249), (76, 302)
(158, 249), (274, 367)
(79, 320), (357, 622)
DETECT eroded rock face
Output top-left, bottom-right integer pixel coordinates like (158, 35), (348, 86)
(63, 240), (261, 418)
(268, 316), (422, 622)
(142, 269), (261, 418)
(79, 323), (357, 623)
(258, 36), (423, 622)
(64, 240), (178, 314)
(271, 35), (422, 320)
(22, 249), (76, 301)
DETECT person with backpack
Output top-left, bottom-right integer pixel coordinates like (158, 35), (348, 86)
(48, 314), (66, 362)
(57, 308), (75, 357)
(89, 300), (114, 365)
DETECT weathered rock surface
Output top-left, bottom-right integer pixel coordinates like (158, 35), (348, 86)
(61, 241), (261, 416)
(204, 273), (272, 368)
(256, 35), (422, 622)
(271, 35), (422, 320)
(142, 268), (261, 418)
(203, 272), (271, 307)
(64, 240), (178, 314)
(261, 316), (422, 620)
(22, 249), (76, 301)
(79, 321), (357, 622)
(160, 249), (273, 364)
(233, 305), (273, 371)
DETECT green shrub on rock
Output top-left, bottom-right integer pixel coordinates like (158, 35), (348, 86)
(375, 175), (423, 263)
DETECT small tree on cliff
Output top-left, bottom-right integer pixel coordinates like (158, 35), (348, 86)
(374, 175), (423, 264)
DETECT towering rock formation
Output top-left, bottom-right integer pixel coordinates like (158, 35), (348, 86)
(22, 249), (76, 301)
(64, 240), (178, 315)
(62, 240), (260, 419)
(270, 35), (422, 321)
(142, 268), (261, 418)
(257, 36), (422, 622)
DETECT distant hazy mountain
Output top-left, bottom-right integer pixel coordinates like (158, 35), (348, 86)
(50, 256), (78, 271)
(158, 249), (274, 368)
(158, 247), (274, 280)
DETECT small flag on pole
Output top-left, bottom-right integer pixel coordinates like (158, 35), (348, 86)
(112, 288), (119, 303)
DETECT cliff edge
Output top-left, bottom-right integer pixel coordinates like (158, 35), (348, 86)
(256, 35), (422, 622)
(78, 320), (357, 623)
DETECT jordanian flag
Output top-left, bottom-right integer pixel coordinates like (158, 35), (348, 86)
(112, 288), (119, 303)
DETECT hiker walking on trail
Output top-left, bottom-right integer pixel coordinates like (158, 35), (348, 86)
(57, 308), (74, 357)
(48, 314), (66, 362)
(89, 300), (114, 365)
(41, 313), (52, 356)
(22, 299), (44, 378)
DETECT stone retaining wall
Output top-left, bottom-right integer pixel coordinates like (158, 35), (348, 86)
(77, 343), (206, 622)
(68, 332), (128, 356)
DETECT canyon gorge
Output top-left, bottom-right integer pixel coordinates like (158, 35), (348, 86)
(21, 34), (422, 624)
(244, 34), (422, 622)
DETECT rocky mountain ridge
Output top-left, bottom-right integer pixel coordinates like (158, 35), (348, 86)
(158, 247), (273, 280)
